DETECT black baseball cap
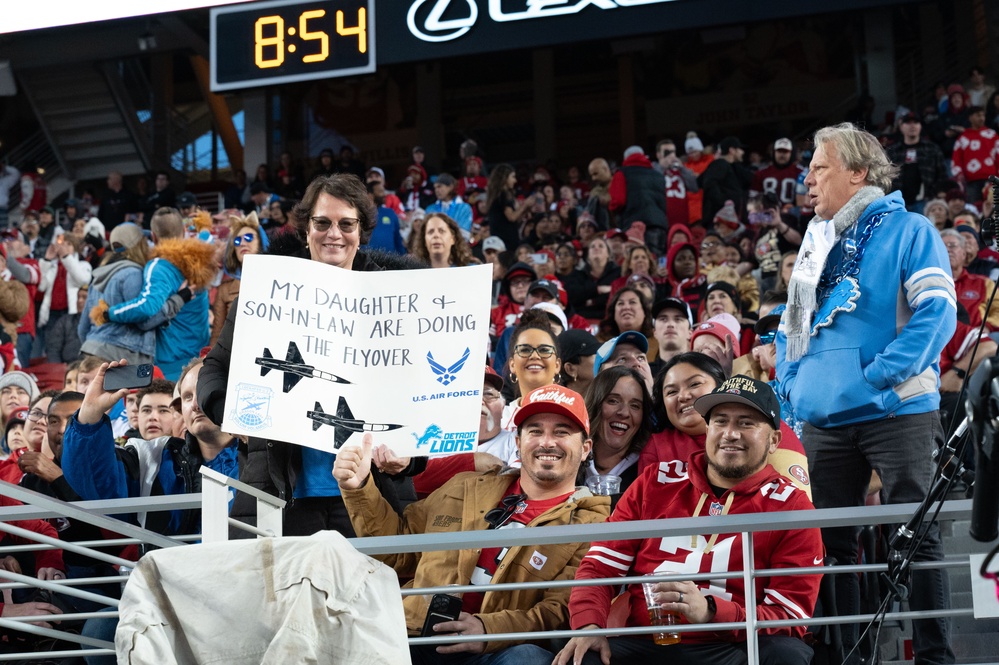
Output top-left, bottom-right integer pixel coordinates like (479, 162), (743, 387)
(557, 329), (600, 363)
(719, 136), (747, 153)
(652, 297), (693, 327)
(694, 376), (781, 430)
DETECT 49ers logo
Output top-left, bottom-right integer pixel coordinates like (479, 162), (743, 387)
(788, 464), (810, 486)
(657, 459), (687, 484)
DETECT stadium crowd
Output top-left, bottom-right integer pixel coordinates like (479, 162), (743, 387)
(3, 68), (999, 663)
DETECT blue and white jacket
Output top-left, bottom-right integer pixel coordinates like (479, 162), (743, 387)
(62, 414), (238, 536)
(106, 239), (215, 381)
(78, 259), (157, 358)
(776, 191), (957, 428)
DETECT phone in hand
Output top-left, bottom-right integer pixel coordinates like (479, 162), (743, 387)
(104, 364), (154, 391)
(420, 593), (462, 637)
(530, 252), (549, 265)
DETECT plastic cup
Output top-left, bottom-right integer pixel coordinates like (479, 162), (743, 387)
(641, 580), (681, 645)
(586, 474), (622, 496)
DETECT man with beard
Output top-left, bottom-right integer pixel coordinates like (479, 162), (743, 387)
(334, 384), (609, 665)
(555, 377), (822, 665)
(750, 138), (805, 207)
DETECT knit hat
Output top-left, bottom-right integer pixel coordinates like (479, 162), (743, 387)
(0, 371), (40, 402)
(713, 200), (741, 229)
(685, 136), (704, 154)
(705, 281), (742, 313)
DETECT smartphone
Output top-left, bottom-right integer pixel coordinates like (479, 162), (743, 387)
(530, 252), (549, 265)
(104, 364), (154, 391)
(658, 256), (668, 270)
(420, 593), (462, 637)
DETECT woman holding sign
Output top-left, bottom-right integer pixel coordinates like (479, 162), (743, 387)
(499, 309), (562, 432)
(199, 174), (415, 537)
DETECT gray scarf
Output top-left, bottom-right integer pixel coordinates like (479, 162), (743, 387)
(785, 186), (884, 361)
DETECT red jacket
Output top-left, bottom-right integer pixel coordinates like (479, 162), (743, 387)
(569, 452), (822, 643)
(951, 127), (999, 181)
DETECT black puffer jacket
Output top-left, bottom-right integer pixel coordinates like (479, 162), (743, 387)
(198, 240), (428, 536)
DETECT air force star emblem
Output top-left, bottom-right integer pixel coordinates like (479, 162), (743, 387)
(812, 276), (861, 334)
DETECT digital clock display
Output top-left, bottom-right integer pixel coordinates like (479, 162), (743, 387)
(210, 0), (375, 92)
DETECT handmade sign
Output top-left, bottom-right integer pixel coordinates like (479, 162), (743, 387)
(222, 255), (492, 456)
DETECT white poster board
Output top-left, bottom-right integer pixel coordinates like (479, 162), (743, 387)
(222, 255), (492, 457)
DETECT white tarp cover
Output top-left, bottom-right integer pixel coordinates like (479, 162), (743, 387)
(116, 531), (411, 664)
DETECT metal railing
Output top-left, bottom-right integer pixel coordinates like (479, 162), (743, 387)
(0, 475), (989, 663)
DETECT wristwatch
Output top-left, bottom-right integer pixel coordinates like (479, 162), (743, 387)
(953, 367), (967, 380)
(705, 595), (717, 619)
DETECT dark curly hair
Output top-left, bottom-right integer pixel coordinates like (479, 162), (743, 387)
(293, 173), (377, 244)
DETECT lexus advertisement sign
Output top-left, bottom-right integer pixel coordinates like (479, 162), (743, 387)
(377, 0), (914, 64)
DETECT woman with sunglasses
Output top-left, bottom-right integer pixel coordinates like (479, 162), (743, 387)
(200, 174), (418, 538)
(500, 309), (562, 432)
(638, 352), (811, 496)
(78, 223), (156, 366)
(582, 365), (652, 503)
(210, 212), (265, 346)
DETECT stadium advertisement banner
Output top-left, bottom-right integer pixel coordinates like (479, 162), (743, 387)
(377, 0), (915, 64)
(223, 255), (492, 457)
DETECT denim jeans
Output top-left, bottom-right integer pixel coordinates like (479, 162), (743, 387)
(574, 635), (812, 665)
(410, 643), (554, 665)
(803, 411), (954, 665)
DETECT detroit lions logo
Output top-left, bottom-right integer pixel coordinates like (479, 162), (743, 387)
(413, 424), (444, 448)
(427, 347), (470, 386)
(812, 276), (861, 334)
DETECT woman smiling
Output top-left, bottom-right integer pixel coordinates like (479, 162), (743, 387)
(500, 310), (562, 432)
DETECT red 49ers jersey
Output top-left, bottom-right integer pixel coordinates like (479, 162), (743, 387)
(569, 452), (823, 643)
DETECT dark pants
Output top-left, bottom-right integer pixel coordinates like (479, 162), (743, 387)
(578, 635), (812, 665)
(282, 495), (357, 537)
(803, 412), (954, 665)
(411, 644), (554, 665)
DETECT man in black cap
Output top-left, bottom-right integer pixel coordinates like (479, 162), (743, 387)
(885, 112), (947, 212)
(649, 297), (693, 376)
(558, 376), (822, 665)
(699, 136), (752, 223)
(177, 191), (199, 218)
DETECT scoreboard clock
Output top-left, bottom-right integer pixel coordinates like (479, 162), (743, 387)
(210, 0), (375, 92)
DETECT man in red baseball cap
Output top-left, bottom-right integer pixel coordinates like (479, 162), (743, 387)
(334, 383), (608, 664)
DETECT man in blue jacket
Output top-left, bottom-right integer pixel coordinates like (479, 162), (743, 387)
(776, 123), (957, 664)
(62, 358), (238, 537)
